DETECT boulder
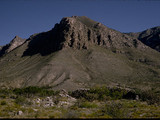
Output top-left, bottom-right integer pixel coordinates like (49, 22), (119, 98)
(17, 111), (23, 115)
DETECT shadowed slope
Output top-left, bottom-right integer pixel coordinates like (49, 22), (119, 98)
(126, 26), (160, 52)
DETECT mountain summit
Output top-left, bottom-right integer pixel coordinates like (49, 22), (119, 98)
(23, 16), (147, 56)
(0, 16), (160, 91)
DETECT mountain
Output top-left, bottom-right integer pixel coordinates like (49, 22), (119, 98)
(126, 26), (160, 52)
(0, 36), (26, 57)
(0, 16), (160, 91)
(0, 46), (2, 51)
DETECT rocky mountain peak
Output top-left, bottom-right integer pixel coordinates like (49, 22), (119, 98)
(57, 16), (146, 51)
(14, 35), (20, 39)
(23, 16), (105, 56)
(11, 35), (25, 43)
(0, 36), (26, 57)
(23, 16), (147, 56)
(7, 36), (26, 52)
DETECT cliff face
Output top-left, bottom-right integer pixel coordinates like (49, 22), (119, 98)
(23, 16), (147, 56)
(0, 16), (160, 91)
(60, 16), (150, 51)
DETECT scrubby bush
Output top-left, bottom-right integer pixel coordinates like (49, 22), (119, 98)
(78, 101), (98, 108)
(1, 100), (7, 105)
(109, 87), (127, 100)
(123, 91), (137, 100)
(62, 110), (80, 118)
(0, 89), (12, 98)
(70, 86), (160, 105)
(139, 90), (160, 105)
(102, 102), (128, 118)
(14, 96), (26, 105)
(0, 94), (6, 99)
(83, 93), (99, 101)
(13, 86), (58, 97)
(70, 86), (128, 101)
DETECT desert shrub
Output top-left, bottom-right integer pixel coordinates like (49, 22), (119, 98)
(89, 86), (111, 101)
(49, 112), (61, 119)
(83, 93), (99, 102)
(129, 88), (160, 105)
(62, 110), (80, 118)
(109, 87), (126, 100)
(70, 86), (128, 101)
(123, 91), (137, 100)
(0, 89), (12, 98)
(79, 101), (98, 108)
(70, 86), (160, 104)
(0, 94), (6, 99)
(27, 108), (34, 113)
(69, 89), (89, 99)
(10, 95), (17, 99)
(139, 90), (160, 105)
(1, 100), (7, 105)
(0, 89), (12, 94)
(14, 96), (26, 105)
(102, 102), (128, 118)
(13, 86), (58, 97)
(69, 104), (79, 110)
(13, 86), (43, 96)
(39, 89), (58, 97)
(0, 112), (9, 117)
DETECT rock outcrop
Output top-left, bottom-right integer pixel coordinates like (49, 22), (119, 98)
(0, 36), (26, 57)
(60, 16), (145, 50)
(23, 16), (147, 56)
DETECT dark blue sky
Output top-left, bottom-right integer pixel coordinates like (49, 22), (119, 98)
(0, 0), (160, 45)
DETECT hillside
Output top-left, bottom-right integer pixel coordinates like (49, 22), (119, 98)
(126, 26), (160, 52)
(0, 16), (160, 91)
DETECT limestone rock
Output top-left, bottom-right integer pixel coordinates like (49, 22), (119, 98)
(59, 16), (146, 51)
(17, 111), (23, 115)
(23, 16), (147, 56)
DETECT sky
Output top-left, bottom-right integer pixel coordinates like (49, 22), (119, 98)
(0, 0), (160, 46)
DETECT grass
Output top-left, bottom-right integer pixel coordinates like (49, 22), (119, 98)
(78, 101), (98, 108)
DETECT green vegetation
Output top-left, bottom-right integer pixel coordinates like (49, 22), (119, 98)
(14, 96), (26, 105)
(1, 100), (7, 105)
(102, 102), (128, 118)
(70, 86), (160, 105)
(0, 86), (160, 118)
(13, 86), (59, 97)
(78, 101), (98, 108)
